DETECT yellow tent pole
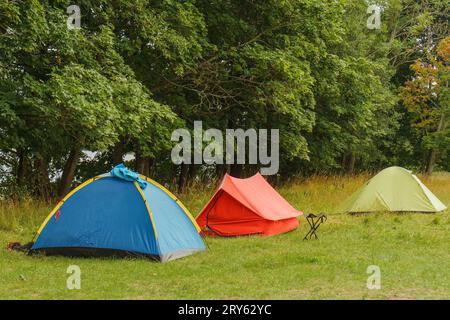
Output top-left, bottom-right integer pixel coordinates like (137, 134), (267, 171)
(141, 175), (201, 232)
(35, 176), (102, 237)
(133, 181), (159, 240)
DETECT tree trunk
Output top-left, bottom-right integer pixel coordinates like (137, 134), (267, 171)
(16, 149), (28, 187)
(134, 144), (145, 174)
(230, 163), (244, 178)
(425, 149), (437, 176)
(142, 157), (154, 177)
(178, 163), (190, 193)
(148, 158), (154, 176)
(16, 149), (32, 198)
(425, 113), (446, 176)
(58, 146), (81, 197)
(341, 154), (347, 170)
(215, 164), (226, 178)
(34, 157), (51, 200)
(111, 139), (124, 165)
(188, 163), (198, 184)
(346, 153), (356, 175)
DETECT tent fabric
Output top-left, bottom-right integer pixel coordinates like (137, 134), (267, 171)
(339, 166), (447, 213)
(32, 170), (205, 262)
(110, 163), (148, 189)
(196, 173), (303, 236)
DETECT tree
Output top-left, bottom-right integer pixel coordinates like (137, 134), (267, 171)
(400, 37), (449, 175)
(0, 1), (179, 197)
(296, 0), (398, 175)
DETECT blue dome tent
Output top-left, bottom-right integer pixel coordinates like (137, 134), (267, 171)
(31, 164), (205, 262)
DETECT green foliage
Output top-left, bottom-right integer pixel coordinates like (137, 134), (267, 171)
(25, 64), (119, 150)
(0, 0), (179, 196)
(0, 0), (448, 197)
(400, 37), (449, 171)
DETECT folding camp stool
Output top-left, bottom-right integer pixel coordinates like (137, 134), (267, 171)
(303, 213), (327, 240)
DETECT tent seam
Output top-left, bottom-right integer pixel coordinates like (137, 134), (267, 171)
(133, 181), (159, 241)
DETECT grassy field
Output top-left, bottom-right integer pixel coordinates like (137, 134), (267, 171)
(0, 173), (449, 299)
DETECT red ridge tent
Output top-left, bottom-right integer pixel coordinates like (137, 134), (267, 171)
(196, 173), (303, 236)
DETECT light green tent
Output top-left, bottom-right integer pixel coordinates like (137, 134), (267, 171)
(340, 166), (447, 213)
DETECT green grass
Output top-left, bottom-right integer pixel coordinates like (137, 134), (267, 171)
(0, 173), (449, 299)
